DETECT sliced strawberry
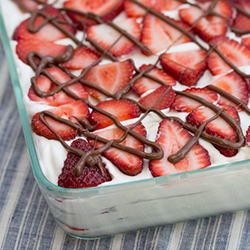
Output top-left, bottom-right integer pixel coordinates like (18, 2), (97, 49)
(149, 119), (210, 177)
(88, 123), (146, 175)
(64, 0), (124, 28)
(16, 39), (67, 65)
(15, 0), (48, 12)
(172, 87), (218, 113)
(140, 14), (192, 55)
(87, 17), (141, 57)
(28, 67), (88, 106)
(186, 105), (240, 157)
(124, 0), (160, 18)
(82, 60), (134, 102)
(138, 85), (175, 110)
(207, 36), (250, 75)
(232, 2), (250, 35)
(242, 37), (250, 49)
(13, 6), (76, 42)
(209, 71), (249, 110)
(132, 64), (176, 97)
(159, 0), (183, 11)
(90, 99), (141, 130)
(62, 46), (101, 70)
(124, 0), (183, 18)
(200, 1), (232, 26)
(31, 100), (89, 140)
(58, 139), (112, 188)
(246, 126), (250, 146)
(179, 1), (232, 42)
(160, 49), (207, 86)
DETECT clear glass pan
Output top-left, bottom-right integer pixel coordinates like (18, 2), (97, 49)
(1, 2), (250, 240)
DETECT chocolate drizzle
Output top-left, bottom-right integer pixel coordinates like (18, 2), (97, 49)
(13, 0), (250, 176)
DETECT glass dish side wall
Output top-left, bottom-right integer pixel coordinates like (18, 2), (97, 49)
(39, 162), (250, 239)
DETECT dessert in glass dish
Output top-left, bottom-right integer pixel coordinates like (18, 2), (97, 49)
(1, 0), (250, 239)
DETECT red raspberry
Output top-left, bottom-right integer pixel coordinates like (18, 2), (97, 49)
(58, 139), (112, 188)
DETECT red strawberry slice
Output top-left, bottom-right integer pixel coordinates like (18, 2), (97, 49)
(199, 1), (232, 25)
(16, 39), (67, 65)
(64, 0), (124, 28)
(82, 60), (134, 102)
(160, 49), (207, 86)
(28, 67), (88, 106)
(62, 46), (101, 70)
(58, 139), (112, 188)
(138, 85), (175, 110)
(16, 0), (48, 12)
(246, 126), (250, 146)
(124, 0), (160, 18)
(242, 37), (250, 49)
(159, 0), (183, 11)
(13, 6), (76, 42)
(149, 119), (210, 177)
(186, 105), (240, 157)
(31, 100), (89, 140)
(179, 1), (232, 42)
(232, 2), (250, 35)
(132, 64), (176, 97)
(90, 99), (141, 130)
(87, 17), (141, 57)
(209, 71), (249, 110)
(140, 14), (192, 55)
(207, 36), (250, 75)
(172, 87), (218, 113)
(88, 123), (146, 175)
(124, 0), (183, 18)
(224, 0), (241, 3)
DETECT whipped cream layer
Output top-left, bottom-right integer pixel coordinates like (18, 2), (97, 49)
(2, 0), (250, 186)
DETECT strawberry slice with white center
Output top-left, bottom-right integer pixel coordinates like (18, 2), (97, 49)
(62, 46), (101, 70)
(138, 85), (175, 110)
(28, 67), (88, 106)
(90, 99), (141, 130)
(207, 36), (250, 75)
(160, 49), (207, 86)
(140, 14), (192, 55)
(63, 0), (123, 28)
(31, 100), (89, 141)
(179, 1), (232, 42)
(232, 2), (250, 35)
(124, 0), (160, 18)
(18, 0), (48, 12)
(209, 71), (249, 110)
(82, 60), (134, 102)
(172, 87), (218, 113)
(160, 0), (183, 10)
(186, 105), (240, 157)
(87, 17), (141, 57)
(242, 37), (250, 49)
(16, 39), (67, 65)
(132, 64), (176, 97)
(88, 123), (146, 176)
(124, 0), (183, 18)
(13, 6), (76, 42)
(149, 119), (211, 177)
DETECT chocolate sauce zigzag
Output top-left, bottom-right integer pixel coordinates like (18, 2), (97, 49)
(11, 0), (250, 177)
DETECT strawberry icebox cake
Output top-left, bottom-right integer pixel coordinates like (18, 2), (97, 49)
(2, 0), (250, 189)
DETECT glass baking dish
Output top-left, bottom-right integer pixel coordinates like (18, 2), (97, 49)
(1, 1), (250, 240)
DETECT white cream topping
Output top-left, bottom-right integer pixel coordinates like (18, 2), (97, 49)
(2, 0), (250, 186)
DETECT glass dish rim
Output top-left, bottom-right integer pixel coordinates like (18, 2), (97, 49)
(1, 3), (250, 197)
